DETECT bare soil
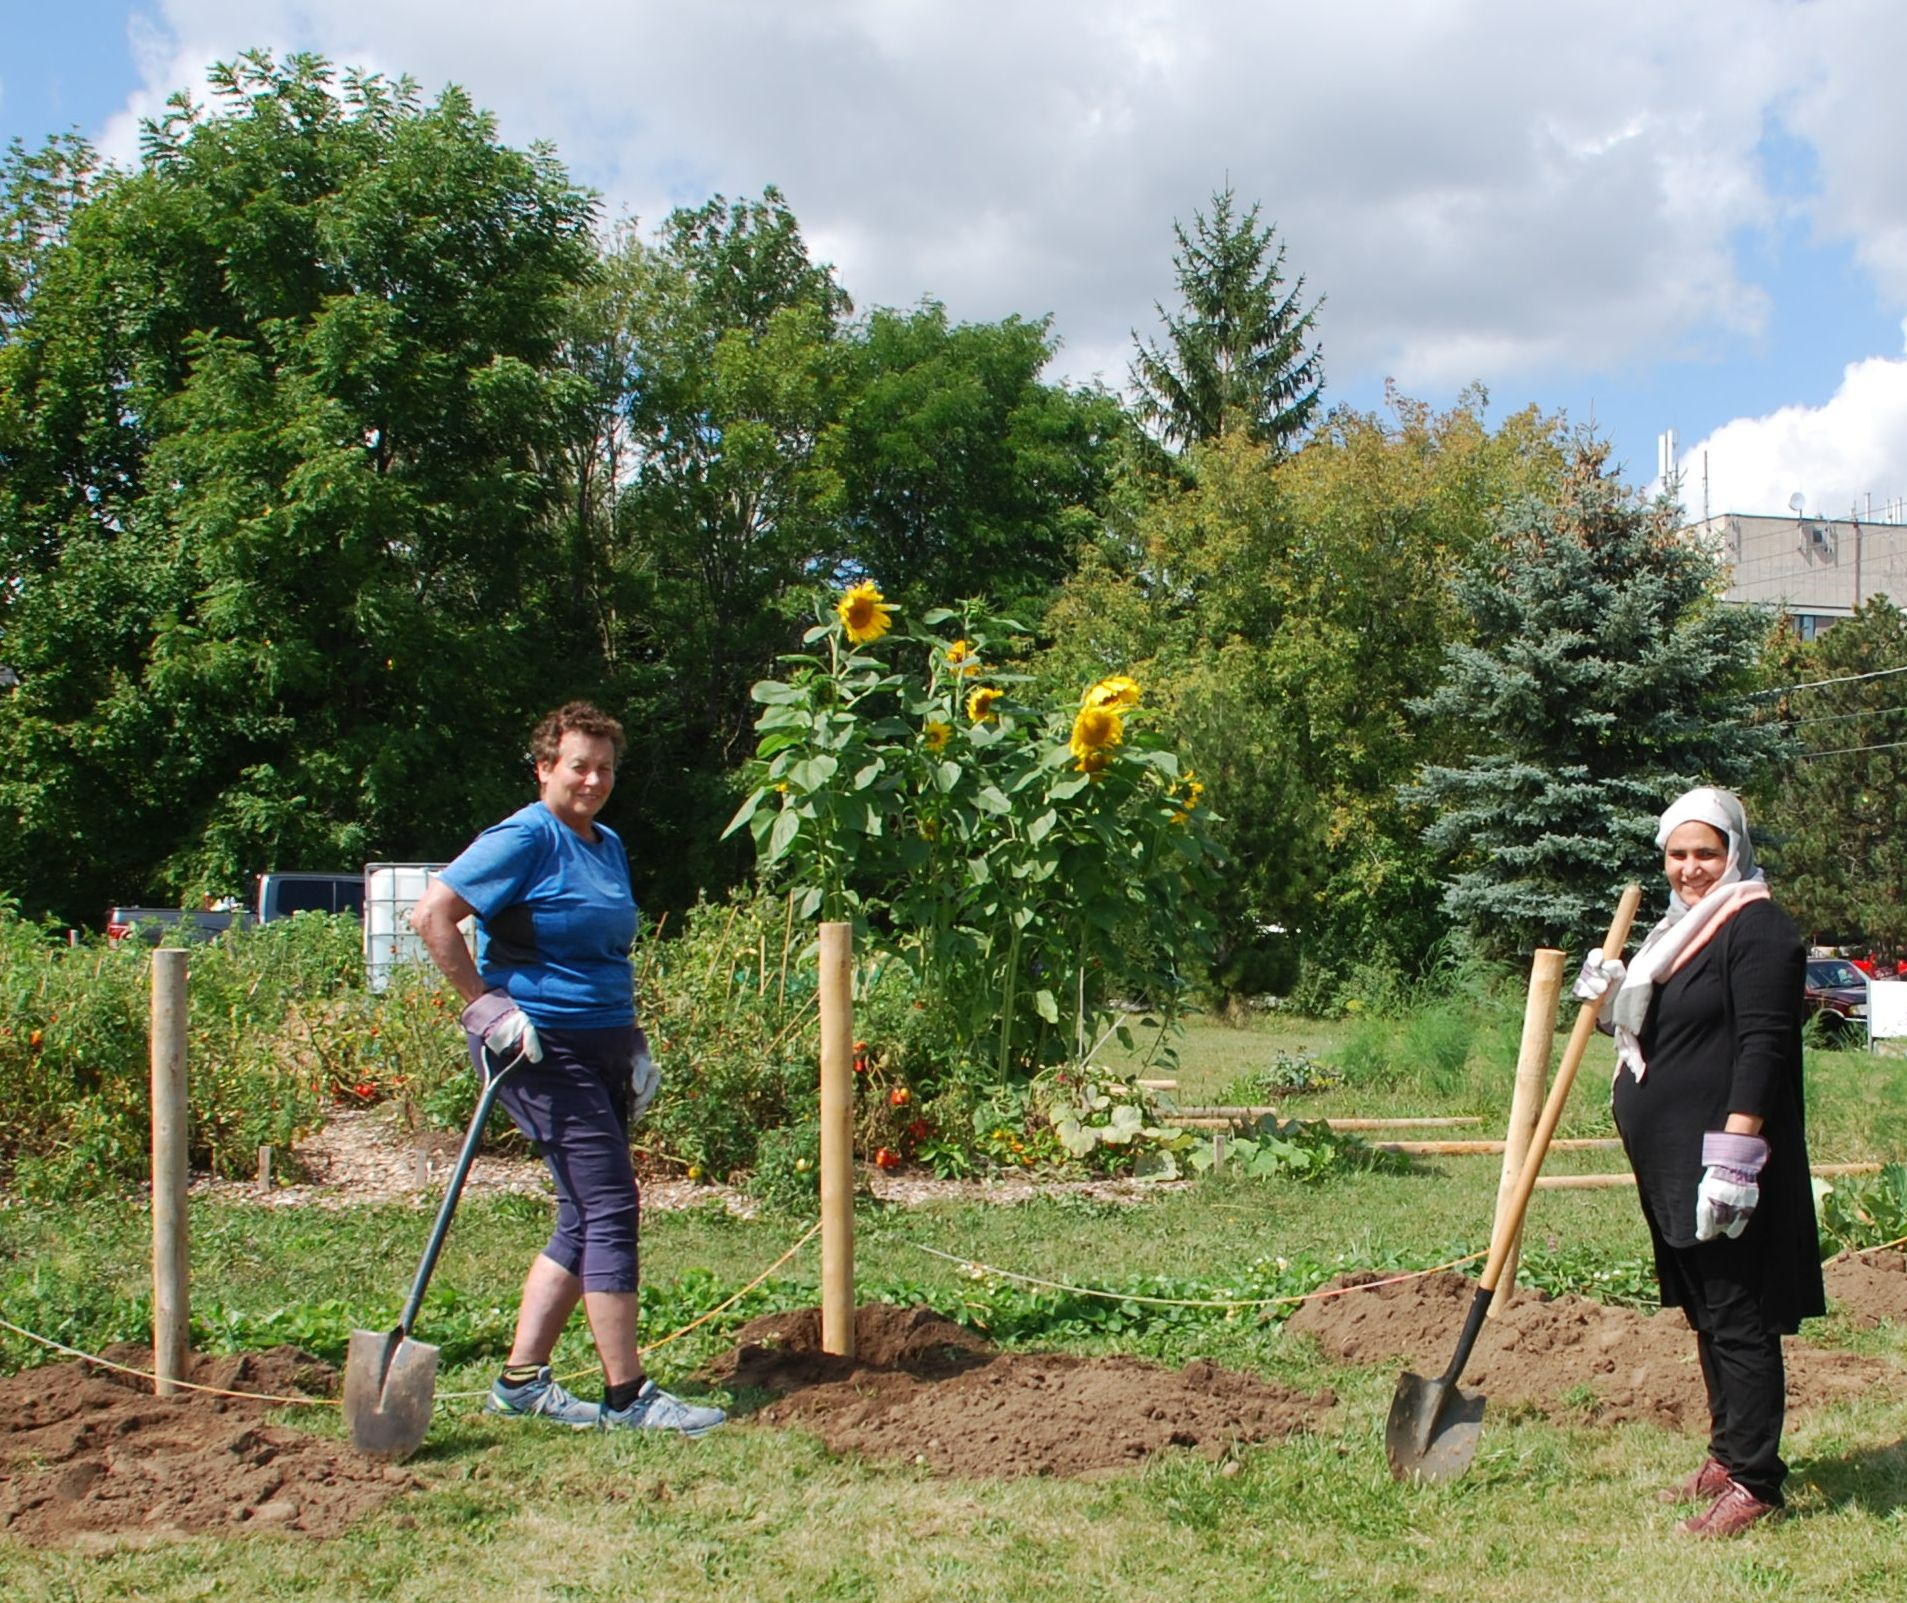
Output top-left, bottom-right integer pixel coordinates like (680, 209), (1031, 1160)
(1284, 1250), (1907, 1430)
(704, 1302), (1335, 1479)
(0, 1346), (415, 1545)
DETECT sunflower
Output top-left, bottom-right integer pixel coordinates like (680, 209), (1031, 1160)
(922, 720), (952, 753)
(945, 638), (983, 676)
(1168, 768), (1204, 825)
(837, 580), (896, 644)
(1069, 704), (1123, 772)
(966, 685), (1003, 722)
(1081, 674), (1141, 712)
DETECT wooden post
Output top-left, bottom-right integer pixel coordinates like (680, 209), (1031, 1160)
(1489, 948), (1566, 1318)
(150, 950), (189, 1396)
(818, 921), (855, 1358)
(256, 1146), (272, 1193)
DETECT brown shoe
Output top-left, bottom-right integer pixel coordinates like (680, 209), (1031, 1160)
(1679, 1479), (1780, 1538)
(1655, 1456), (1730, 1505)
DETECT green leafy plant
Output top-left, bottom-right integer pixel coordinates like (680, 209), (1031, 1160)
(726, 587), (1222, 1086)
(1186, 1115), (1407, 1183)
(1817, 1163), (1907, 1256)
(1035, 1067), (1193, 1177)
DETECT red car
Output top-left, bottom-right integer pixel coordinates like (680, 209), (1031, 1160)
(1803, 958), (1869, 1040)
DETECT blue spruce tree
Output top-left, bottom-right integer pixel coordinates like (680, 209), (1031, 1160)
(1406, 441), (1784, 960)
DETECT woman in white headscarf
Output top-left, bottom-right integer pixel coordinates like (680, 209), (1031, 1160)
(1575, 786), (1823, 1537)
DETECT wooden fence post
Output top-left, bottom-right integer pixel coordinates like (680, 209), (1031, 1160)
(150, 950), (190, 1395)
(1489, 948), (1565, 1318)
(818, 921), (856, 1358)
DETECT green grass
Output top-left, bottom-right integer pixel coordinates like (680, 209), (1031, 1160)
(3, 1014), (1906, 1599)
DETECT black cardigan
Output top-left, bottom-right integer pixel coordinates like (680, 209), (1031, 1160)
(1611, 897), (1826, 1330)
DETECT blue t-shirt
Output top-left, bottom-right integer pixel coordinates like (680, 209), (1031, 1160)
(440, 802), (638, 1029)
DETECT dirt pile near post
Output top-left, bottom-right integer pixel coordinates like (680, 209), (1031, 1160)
(0, 1346), (417, 1544)
(1823, 1247), (1907, 1328)
(1286, 1266), (1903, 1429)
(704, 1302), (1334, 1478)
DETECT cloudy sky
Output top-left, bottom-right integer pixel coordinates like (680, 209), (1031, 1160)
(5, 0), (1907, 523)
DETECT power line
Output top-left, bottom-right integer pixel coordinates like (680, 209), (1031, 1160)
(1787, 701), (1907, 727)
(1752, 663), (1907, 699)
(1795, 737), (1907, 760)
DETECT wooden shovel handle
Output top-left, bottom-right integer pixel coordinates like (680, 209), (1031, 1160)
(1477, 884), (1642, 1294)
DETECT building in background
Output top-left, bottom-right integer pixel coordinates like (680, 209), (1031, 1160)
(1686, 504), (1907, 639)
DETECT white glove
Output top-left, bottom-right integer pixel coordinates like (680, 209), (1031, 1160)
(1695, 1131), (1769, 1242)
(1571, 952), (1627, 1003)
(460, 990), (543, 1067)
(629, 1027), (660, 1124)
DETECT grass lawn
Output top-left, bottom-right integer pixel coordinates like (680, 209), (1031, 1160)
(3, 1019), (1905, 1600)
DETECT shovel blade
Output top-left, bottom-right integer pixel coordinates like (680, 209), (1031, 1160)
(1385, 1370), (1487, 1483)
(343, 1327), (440, 1463)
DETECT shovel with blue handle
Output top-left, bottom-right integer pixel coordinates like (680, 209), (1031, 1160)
(344, 1048), (523, 1463)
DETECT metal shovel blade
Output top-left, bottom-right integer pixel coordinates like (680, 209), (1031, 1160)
(343, 1326), (441, 1463)
(1385, 1369), (1487, 1483)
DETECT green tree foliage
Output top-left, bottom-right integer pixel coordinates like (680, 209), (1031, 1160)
(0, 53), (597, 922)
(1755, 597), (1907, 953)
(1407, 441), (1784, 961)
(1039, 391), (1567, 999)
(1129, 185), (1323, 452)
(822, 303), (1126, 613)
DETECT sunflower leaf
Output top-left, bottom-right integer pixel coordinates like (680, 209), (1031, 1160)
(1033, 988), (1059, 1024)
(721, 788), (766, 839)
(766, 807), (801, 863)
(751, 680), (806, 705)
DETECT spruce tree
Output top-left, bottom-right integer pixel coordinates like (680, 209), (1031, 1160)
(1406, 441), (1784, 961)
(1129, 186), (1323, 452)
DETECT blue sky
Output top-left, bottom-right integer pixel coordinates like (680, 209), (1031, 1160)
(6, 2), (1907, 519)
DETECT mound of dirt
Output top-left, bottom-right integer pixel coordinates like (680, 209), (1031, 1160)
(1824, 1248), (1907, 1329)
(0, 1346), (417, 1544)
(705, 1303), (1334, 1479)
(1286, 1270), (1901, 1429)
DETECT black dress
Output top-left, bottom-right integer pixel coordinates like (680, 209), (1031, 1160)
(1611, 898), (1825, 1332)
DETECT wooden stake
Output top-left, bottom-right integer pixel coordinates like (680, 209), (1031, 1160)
(1164, 1112), (1483, 1128)
(256, 1145), (272, 1193)
(818, 921), (855, 1358)
(1490, 948), (1566, 1318)
(1375, 1137), (1622, 1155)
(1536, 1161), (1881, 1190)
(150, 950), (189, 1397)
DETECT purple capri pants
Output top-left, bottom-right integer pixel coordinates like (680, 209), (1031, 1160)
(470, 1024), (640, 1294)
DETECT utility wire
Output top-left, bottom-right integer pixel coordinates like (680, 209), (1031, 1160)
(1786, 702), (1907, 727)
(1795, 737), (1907, 761)
(1752, 663), (1907, 699)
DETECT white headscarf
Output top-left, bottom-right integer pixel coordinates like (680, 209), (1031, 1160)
(1608, 786), (1769, 1081)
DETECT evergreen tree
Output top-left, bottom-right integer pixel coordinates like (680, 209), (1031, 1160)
(1406, 441), (1784, 961)
(1129, 186), (1323, 452)
(1755, 597), (1907, 955)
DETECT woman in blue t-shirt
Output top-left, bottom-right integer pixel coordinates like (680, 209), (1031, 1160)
(409, 701), (723, 1438)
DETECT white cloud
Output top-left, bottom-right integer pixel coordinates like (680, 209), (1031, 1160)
(1679, 322), (1907, 519)
(67, 0), (1907, 420)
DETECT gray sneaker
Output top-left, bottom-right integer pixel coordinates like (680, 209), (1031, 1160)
(600, 1380), (726, 1438)
(485, 1366), (601, 1429)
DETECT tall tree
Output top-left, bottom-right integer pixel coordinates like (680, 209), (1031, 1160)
(821, 302), (1125, 613)
(1407, 441), (1785, 961)
(1130, 185), (1323, 453)
(1755, 597), (1907, 955)
(0, 53), (597, 922)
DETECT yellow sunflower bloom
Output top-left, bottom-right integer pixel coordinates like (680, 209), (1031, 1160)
(966, 685), (1003, 722)
(1082, 674), (1141, 712)
(1069, 704), (1123, 772)
(922, 720), (952, 753)
(945, 638), (983, 676)
(837, 580), (896, 644)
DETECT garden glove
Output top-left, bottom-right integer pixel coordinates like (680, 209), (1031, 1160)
(1695, 1130), (1768, 1242)
(461, 990), (543, 1069)
(1571, 952), (1627, 1004)
(629, 1027), (660, 1124)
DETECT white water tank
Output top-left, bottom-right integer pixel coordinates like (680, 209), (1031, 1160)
(363, 863), (455, 992)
